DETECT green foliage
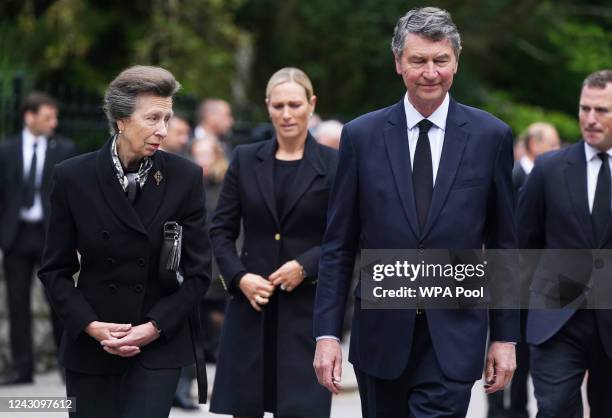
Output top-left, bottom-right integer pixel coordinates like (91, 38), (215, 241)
(0, 0), (247, 97)
(482, 91), (581, 142)
(0, 0), (610, 144)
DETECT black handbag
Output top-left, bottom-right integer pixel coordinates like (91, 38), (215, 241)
(159, 221), (183, 291)
(158, 221), (209, 403)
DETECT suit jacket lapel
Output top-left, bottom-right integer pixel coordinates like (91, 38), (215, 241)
(95, 138), (147, 235)
(383, 100), (420, 239)
(421, 99), (468, 239)
(564, 141), (596, 247)
(133, 151), (167, 228)
(280, 134), (324, 222)
(255, 140), (280, 226)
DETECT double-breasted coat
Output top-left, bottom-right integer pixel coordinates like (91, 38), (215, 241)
(38, 138), (211, 374)
(209, 134), (337, 416)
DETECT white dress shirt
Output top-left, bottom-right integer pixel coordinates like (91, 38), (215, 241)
(20, 128), (47, 222)
(585, 142), (612, 214)
(194, 125), (209, 140)
(404, 93), (450, 184)
(519, 155), (535, 176)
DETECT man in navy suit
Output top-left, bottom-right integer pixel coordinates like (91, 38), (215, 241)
(313, 7), (519, 418)
(519, 69), (612, 417)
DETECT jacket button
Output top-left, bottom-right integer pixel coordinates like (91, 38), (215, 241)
(274, 233), (281, 241)
(594, 259), (604, 269)
(108, 284), (117, 294)
(102, 230), (110, 240)
(138, 258), (145, 267)
(134, 284), (143, 293)
(106, 257), (115, 265)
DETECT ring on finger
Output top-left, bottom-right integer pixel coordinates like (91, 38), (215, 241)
(255, 295), (263, 304)
(280, 284), (286, 291)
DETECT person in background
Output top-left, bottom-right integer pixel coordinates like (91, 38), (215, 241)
(191, 134), (230, 362)
(194, 99), (235, 155)
(512, 122), (561, 192)
(209, 67), (337, 418)
(38, 66), (211, 418)
(0, 91), (77, 385)
(314, 120), (343, 150)
(160, 113), (191, 157)
(308, 112), (322, 135)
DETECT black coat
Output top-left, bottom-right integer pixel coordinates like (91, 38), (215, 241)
(38, 138), (211, 374)
(209, 135), (337, 416)
(0, 133), (77, 250)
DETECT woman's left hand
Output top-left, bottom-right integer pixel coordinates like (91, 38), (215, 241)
(269, 260), (305, 292)
(101, 322), (160, 356)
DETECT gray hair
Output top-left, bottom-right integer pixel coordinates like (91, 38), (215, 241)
(583, 69), (612, 89)
(103, 65), (181, 135)
(391, 7), (462, 59)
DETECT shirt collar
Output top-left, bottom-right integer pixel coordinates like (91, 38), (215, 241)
(403, 93), (450, 131)
(584, 141), (612, 162)
(22, 128), (47, 147)
(519, 155), (535, 175)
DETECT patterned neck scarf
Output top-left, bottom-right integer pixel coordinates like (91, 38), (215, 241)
(110, 135), (153, 192)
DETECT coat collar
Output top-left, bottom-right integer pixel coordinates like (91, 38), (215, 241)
(254, 133), (326, 225)
(95, 138), (166, 235)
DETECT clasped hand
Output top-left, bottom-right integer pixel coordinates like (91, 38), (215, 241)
(239, 260), (305, 312)
(85, 321), (160, 358)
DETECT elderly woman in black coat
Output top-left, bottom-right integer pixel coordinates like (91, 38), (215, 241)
(209, 67), (338, 418)
(38, 66), (211, 418)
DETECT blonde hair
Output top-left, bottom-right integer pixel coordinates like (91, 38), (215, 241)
(265, 67), (314, 101)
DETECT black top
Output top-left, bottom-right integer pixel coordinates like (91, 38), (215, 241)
(274, 158), (301, 218)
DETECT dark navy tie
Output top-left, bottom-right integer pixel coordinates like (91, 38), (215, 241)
(413, 119), (434, 231)
(592, 152), (611, 246)
(22, 142), (38, 208)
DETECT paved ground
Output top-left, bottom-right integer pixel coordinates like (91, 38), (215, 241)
(0, 370), (535, 418)
(0, 342), (542, 418)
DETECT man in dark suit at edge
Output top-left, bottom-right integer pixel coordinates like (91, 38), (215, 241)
(313, 7), (519, 418)
(519, 69), (612, 417)
(0, 92), (77, 384)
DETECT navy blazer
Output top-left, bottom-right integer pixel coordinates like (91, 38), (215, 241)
(518, 141), (612, 357)
(314, 98), (519, 382)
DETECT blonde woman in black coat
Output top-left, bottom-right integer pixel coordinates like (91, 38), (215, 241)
(38, 66), (211, 418)
(210, 67), (338, 418)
